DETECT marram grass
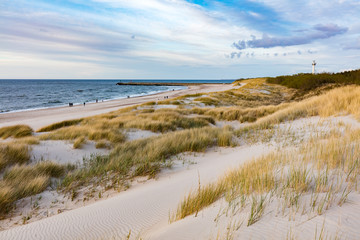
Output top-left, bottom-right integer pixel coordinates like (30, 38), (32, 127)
(0, 144), (30, 172)
(0, 161), (66, 215)
(62, 126), (236, 190)
(173, 127), (360, 223)
(0, 125), (33, 139)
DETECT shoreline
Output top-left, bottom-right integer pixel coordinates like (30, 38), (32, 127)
(0, 86), (188, 115)
(0, 83), (234, 131)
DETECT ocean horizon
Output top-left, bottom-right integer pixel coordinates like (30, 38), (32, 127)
(0, 79), (234, 113)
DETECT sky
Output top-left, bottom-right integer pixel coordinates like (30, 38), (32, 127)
(1, 0), (360, 79)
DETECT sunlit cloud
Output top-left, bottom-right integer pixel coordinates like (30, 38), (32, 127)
(1, 0), (360, 79)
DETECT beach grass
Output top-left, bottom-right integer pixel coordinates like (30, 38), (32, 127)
(0, 125), (33, 139)
(0, 161), (66, 215)
(62, 126), (235, 191)
(173, 124), (360, 223)
(37, 119), (83, 132)
(0, 144), (30, 172)
(73, 136), (86, 149)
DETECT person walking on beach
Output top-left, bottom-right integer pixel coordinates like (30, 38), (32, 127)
(83, 102), (86, 106)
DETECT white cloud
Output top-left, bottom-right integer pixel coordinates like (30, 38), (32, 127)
(1, 0), (360, 78)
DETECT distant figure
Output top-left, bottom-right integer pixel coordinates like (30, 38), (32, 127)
(83, 102), (85, 106)
(173, 89), (174, 91)
(96, 99), (98, 103)
(127, 96), (130, 98)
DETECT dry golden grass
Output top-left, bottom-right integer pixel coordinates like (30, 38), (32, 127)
(0, 125), (33, 139)
(201, 103), (290, 122)
(254, 85), (360, 128)
(0, 144), (30, 172)
(0, 161), (66, 215)
(39, 125), (126, 144)
(37, 119), (83, 132)
(38, 108), (215, 146)
(13, 136), (40, 145)
(174, 126), (360, 222)
(62, 126), (235, 190)
(73, 136), (86, 149)
(95, 140), (110, 149)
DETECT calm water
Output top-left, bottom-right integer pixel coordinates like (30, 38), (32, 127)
(0, 79), (234, 113)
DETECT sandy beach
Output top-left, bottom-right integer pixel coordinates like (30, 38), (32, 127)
(0, 84), (233, 130)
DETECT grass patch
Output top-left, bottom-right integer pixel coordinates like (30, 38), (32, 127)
(194, 97), (220, 106)
(62, 127), (235, 190)
(37, 119), (83, 132)
(173, 127), (360, 222)
(0, 161), (66, 215)
(0, 125), (33, 139)
(252, 85), (360, 128)
(73, 136), (86, 149)
(95, 140), (110, 149)
(0, 144), (30, 172)
(13, 136), (40, 145)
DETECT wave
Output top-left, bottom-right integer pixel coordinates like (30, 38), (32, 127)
(48, 100), (62, 104)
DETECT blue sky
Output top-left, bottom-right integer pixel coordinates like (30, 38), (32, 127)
(1, 0), (360, 79)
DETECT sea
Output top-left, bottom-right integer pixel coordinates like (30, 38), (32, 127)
(0, 79), (234, 113)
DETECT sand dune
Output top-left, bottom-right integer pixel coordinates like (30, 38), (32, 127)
(0, 144), (272, 239)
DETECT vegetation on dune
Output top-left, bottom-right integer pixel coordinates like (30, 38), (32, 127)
(39, 125), (126, 144)
(267, 69), (360, 91)
(173, 85), (360, 223)
(73, 136), (86, 149)
(13, 136), (40, 145)
(253, 85), (360, 128)
(62, 127), (235, 191)
(37, 119), (83, 132)
(0, 142), (67, 216)
(38, 108), (216, 146)
(0, 125), (33, 139)
(0, 144), (30, 172)
(0, 161), (66, 215)
(174, 128), (360, 223)
(199, 103), (290, 123)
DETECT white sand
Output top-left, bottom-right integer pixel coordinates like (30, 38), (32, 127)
(0, 84), (234, 131)
(31, 140), (108, 165)
(126, 129), (160, 142)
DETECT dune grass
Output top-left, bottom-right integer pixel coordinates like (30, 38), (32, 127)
(37, 119), (83, 132)
(73, 136), (86, 149)
(251, 85), (360, 129)
(38, 108), (216, 146)
(13, 136), (40, 145)
(173, 126), (360, 223)
(0, 161), (66, 215)
(0, 144), (30, 172)
(199, 103), (291, 123)
(62, 126), (235, 191)
(0, 125), (33, 139)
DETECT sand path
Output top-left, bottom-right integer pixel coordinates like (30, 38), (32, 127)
(0, 144), (272, 239)
(0, 84), (233, 131)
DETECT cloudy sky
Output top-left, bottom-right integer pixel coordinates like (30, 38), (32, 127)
(1, 0), (360, 79)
